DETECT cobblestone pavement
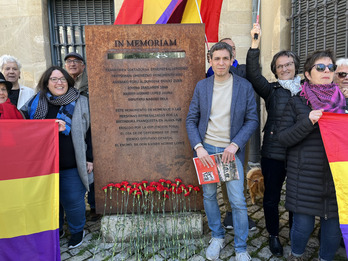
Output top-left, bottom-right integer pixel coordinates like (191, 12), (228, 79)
(60, 184), (347, 261)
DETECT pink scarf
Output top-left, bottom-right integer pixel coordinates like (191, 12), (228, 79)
(300, 82), (346, 113)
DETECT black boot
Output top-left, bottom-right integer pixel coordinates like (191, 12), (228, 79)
(269, 235), (283, 257)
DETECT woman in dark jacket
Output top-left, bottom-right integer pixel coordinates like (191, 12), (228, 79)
(246, 23), (301, 256)
(21, 66), (92, 249)
(278, 50), (344, 261)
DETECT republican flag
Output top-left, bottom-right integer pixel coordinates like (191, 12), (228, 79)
(318, 112), (348, 257)
(114, 0), (223, 42)
(0, 120), (60, 261)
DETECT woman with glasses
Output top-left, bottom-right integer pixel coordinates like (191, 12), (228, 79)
(278, 50), (344, 261)
(334, 58), (348, 113)
(21, 66), (92, 249)
(246, 23), (300, 257)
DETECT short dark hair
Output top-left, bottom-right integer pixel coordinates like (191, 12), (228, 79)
(209, 42), (233, 60)
(270, 50), (300, 79)
(36, 66), (75, 97)
(303, 49), (336, 82)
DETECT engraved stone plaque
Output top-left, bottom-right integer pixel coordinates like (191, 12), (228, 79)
(85, 24), (205, 213)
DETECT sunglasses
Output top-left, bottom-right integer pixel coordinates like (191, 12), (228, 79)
(311, 63), (337, 72)
(336, 72), (348, 79)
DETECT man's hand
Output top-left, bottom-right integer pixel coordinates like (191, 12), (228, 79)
(222, 143), (238, 163)
(87, 161), (93, 174)
(196, 147), (215, 168)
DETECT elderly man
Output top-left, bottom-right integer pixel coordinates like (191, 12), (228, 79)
(64, 52), (89, 97)
(0, 55), (34, 109)
(335, 58), (348, 113)
(186, 42), (259, 261)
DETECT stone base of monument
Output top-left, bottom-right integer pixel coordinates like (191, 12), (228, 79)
(100, 212), (203, 242)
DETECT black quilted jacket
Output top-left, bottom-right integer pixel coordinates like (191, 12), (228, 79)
(246, 48), (292, 161)
(278, 95), (338, 219)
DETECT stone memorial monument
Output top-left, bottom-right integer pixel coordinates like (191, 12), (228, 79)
(85, 24), (205, 217)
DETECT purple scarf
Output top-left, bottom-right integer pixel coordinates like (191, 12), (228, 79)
(300, 82), (346, 113)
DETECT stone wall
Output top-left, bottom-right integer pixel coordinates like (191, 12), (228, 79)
(0, 0), (51, 90)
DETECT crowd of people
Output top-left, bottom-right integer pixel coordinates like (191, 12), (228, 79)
(1, 22), (347, 260)
(0, 52), (97, 249)
(186, 23), (346, 261)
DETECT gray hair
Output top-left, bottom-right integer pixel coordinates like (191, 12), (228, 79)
(336, 58), (348, 67)
(0, 55), (22, 70)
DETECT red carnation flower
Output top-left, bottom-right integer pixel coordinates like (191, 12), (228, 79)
(193, 186), (200, 192)
(121, 181), (129, 186)
(176, 188), (183, 194)
(163, 194), (169, 199)
(114, 183), (121, 189)
(184, 192), (190, 197)
(175, 178), (182, 184)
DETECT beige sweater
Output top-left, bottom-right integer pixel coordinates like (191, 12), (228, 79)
(204, 75), (233, 148)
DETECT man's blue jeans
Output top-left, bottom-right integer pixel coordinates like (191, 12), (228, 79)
(202, 142), (248, 253)
(59, 168), (87, 234)
(291, 212), (341, 261)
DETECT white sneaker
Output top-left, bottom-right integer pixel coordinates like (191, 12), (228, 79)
(236, 251), (251, 261)
(206, 237), (225, 260)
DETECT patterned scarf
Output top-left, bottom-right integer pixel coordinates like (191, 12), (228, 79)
(278, 75), (302, 96)
(0, 99), (23, 119)
(28, 87), (79, 135)
(300, 81), (346, 113)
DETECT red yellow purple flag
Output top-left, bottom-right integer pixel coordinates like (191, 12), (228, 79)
(0, 120), (60, 261)
(114, 0), (223, 42)
(318, 112), (348, 256)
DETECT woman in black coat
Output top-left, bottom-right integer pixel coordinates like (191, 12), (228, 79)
(278, 50), (344, 261)
(246, 23), (301, 256)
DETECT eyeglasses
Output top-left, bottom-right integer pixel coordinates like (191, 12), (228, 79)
(311, 63), (336, 72)
(336, 72), (348, 79)
(65, 59), (83, 65)
(49, 77), (67, 83)
(276, 61), (294, 70)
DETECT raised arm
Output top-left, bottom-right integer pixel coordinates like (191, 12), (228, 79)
(246, 23), (273, 99)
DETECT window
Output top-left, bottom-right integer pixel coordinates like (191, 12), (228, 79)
(48, 0), (114, 66)
(290, 0), (348, 70)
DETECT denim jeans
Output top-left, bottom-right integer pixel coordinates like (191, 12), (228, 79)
(291, 213), (341, 261)
(202, 142), (248, 253)
(59, 168), (87, 234)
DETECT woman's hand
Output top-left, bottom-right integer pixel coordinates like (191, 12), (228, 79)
(309, 109), (324, 125)
(251, 23), (261, 49)
(55, 119), (66, 132)
(87, 161), (93, 174)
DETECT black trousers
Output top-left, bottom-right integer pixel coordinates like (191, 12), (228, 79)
(261, 157), (292, 236)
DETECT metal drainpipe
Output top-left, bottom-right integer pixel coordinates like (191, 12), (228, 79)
(248, 0), (261, 164)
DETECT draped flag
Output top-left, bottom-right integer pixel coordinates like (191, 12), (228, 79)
(0, 120), (60, 261)
(114, 0), (223, 42)
(318, 112), (348, 257)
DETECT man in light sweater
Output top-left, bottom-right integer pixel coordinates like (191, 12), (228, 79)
(186, 42), (259, 261)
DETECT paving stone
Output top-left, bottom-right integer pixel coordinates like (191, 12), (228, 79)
(60, 176), (348, 261)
